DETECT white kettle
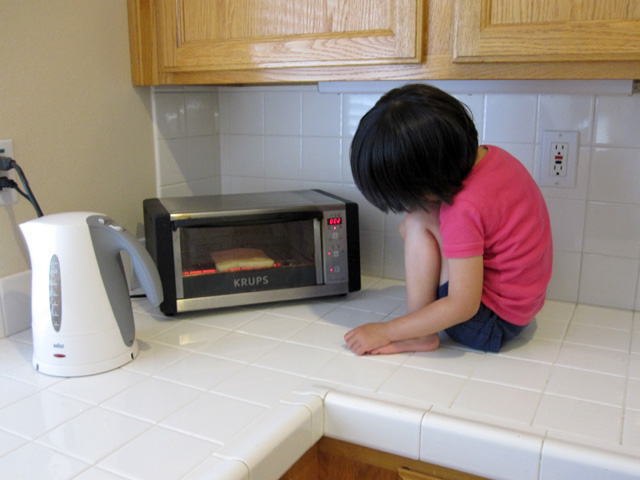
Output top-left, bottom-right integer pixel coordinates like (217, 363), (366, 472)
(20, 212), (163, 377)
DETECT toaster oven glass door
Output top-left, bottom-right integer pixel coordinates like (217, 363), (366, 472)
(173, 214), (322, 298)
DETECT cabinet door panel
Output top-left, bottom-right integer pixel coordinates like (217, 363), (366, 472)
(454, 0), (640, 62)
(158, 0), (423, 71)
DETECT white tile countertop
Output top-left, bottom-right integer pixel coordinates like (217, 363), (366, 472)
(0, 276), (639, 479)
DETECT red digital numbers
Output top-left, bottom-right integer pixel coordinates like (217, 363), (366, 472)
(328, 217), (342, 226)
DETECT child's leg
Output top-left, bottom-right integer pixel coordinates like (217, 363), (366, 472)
(371, 206), (445, 354)
(401, 206), (447, 311)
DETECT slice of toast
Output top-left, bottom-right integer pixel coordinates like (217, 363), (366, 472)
(211, 248), (274, 272)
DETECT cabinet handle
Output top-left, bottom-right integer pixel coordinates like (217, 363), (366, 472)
(397, 466), (443, 480)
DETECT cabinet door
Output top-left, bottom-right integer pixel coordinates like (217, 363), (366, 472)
(156, 0), (423, 72)
(454, 0), (640, 62)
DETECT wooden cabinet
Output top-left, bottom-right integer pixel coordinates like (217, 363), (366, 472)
(280, 437), (488, 480)
(454, 0), (640, 62)
(128, 0), (640, 84)
(129, 0), (423, 84)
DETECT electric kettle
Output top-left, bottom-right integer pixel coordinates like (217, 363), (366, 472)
(20, 212), (163, 377)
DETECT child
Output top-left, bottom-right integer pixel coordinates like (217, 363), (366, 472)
(345, 84), (553, 355)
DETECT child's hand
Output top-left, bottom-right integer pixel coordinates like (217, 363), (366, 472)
(344, 322), (391, 355)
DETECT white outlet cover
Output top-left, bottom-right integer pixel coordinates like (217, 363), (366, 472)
(540, 131), (579, 188)
(0, 139), (17, 206)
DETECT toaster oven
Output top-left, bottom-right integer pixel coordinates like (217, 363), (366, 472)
(143, 189), (360, 315)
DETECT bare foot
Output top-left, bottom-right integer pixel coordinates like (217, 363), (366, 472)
(369, 334), (440, 355)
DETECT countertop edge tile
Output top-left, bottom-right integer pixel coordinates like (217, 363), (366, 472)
(420, 409), (544, 480)
(540, 437), (640, 480)
(215, 402), (317, 480)
(281, 390), (326, 442)
(184, 456), (250, 480)
(324, 390), (426, 460)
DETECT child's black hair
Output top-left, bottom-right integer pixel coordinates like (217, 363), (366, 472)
(350, 83), (479, 213)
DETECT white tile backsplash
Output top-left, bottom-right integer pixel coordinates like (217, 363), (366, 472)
(579, 254), (639, 310)
(547, 251), (582, 303)
(154, 92), (187, 139)
(594, 95), (640, 147)
(590, 147), (640, 204)
(225, 91), (264, 135)
(226, 134), (265, 177)
(265, 136), (302, 179)
(264, 91), (302, 136)
(583, 201), (640, 257)
(484, 94), (538, 144)
(153, 87), (221, 197)
(185, 92), (218, 137)
(0, 270), (31, 337)
(545, 198), (586, 252)
(146, 82), (640, 313)
(301, 137), (342, 182)
(302, 91), (342, 137)
(536, 94), (594, 144)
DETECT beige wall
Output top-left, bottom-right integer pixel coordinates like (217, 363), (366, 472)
(0, 1), (156, 277)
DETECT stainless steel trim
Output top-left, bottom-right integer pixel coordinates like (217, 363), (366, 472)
(169, 209), (294, 221)
(313, 218), (323, 284)
(160, 189), (344, 222)
(172, 228), (184, 298)
(175, 284), (349, 312)
(167, 206), (341, 222)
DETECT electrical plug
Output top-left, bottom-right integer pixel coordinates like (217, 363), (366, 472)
(0, 176), (18, 190)
(0, 156), (16, 171)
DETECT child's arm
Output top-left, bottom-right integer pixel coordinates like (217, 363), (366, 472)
(344, 255), (483, 355)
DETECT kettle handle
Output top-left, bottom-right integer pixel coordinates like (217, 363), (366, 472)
(87, 215), (163, 306)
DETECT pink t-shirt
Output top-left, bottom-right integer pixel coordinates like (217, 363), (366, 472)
(439, 146), (553, 326)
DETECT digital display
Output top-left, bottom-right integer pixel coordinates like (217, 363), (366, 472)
(327, 217), (342, 226)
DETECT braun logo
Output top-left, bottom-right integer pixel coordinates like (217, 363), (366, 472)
(234, 275), (269, 288)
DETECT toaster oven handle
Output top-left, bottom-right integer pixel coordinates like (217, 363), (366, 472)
(172, 211), (324, 228)
(313, 216), (323, 284)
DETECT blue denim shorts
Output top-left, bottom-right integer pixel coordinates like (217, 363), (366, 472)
(438, 283), (526, 353)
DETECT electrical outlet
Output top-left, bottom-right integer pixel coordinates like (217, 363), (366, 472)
(540, 131), (578, 188)
(0, 139), (17, 206)
(550, 142), (569, 177)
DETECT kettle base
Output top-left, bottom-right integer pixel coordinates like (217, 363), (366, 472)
(33, 341), (139, 377)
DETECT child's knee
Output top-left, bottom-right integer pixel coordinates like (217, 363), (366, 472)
(399, 207), (441, 240)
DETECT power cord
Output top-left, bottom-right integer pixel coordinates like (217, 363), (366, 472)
(0, 155), (44, 217)
(0, 177), (31, 201)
